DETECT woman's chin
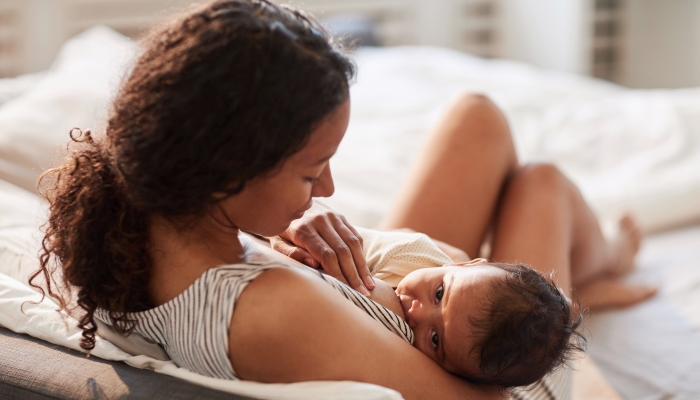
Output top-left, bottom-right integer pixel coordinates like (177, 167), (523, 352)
(242, 223), (290, 238)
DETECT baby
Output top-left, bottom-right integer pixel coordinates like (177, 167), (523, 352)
(356, 227), (582, 389)
(244, 227), (581, 389)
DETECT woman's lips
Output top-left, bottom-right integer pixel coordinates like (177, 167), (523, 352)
(291, 201), (313, 220)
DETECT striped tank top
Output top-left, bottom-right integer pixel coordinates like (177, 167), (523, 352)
(94, 262), (413, 380)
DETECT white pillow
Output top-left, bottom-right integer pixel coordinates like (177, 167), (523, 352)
(0, 179), (44, 285)
(0, 72), (45, 108)
(0, 26), (135, 194)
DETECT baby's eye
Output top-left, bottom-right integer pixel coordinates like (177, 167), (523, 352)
(435, 284), (444, 303)
(431, 330), (439, 349)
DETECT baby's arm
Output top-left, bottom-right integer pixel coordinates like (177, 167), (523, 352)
(386, 227), (470, 263)
(431, 238), (470, 263)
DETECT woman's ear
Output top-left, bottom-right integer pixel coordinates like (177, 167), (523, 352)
(451, 258), (488, 266)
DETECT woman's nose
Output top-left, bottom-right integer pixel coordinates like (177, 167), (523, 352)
(311, 164), (335, 198)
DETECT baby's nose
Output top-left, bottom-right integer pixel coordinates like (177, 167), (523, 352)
(406, 299), (423, 329)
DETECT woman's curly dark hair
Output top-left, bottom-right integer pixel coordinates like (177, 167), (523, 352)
(29, 0), (355, 351)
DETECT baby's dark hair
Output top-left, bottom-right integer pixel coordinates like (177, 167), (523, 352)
(465, 262), (585, 389)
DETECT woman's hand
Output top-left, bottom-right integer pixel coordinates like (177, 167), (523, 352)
(269, 201), (376, 295)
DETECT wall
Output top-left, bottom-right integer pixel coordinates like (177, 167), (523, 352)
(620, 0), (700, 88)
(496, 0), (593, 75)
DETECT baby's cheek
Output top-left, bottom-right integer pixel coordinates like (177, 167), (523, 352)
(412, 340), (437, 364)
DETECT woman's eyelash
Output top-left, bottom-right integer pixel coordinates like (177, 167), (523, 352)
(431, 330), (439, 349)
(435, 284), (444, 303)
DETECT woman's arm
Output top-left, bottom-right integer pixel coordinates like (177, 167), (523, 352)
(229, 267), (504, 400)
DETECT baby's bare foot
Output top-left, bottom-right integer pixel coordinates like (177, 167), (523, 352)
(606, 214), (642, 277)
(577, 278), (658, 311)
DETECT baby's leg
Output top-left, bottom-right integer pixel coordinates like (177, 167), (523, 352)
(489, 163), (656, 308)
(379, 93), (517, 258)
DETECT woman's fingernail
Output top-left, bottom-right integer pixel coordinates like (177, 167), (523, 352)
(365, 274), (376, 289)
(303, 258), (314, 266)
(359, 285), (371, 296)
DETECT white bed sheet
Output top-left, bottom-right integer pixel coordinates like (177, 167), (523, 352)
(586, 224), (700, 400)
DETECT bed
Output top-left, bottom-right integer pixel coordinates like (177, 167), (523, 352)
(0, 26), (699, 399)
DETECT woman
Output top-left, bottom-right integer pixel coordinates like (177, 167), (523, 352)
(31, 0), (654, 399)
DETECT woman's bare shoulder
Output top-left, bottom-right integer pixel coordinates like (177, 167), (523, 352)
(228, 267), (504, 400)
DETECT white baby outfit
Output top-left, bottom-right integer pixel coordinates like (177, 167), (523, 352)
(356, 227), (454, 287)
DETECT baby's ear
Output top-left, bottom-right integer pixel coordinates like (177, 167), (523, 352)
(451, 258), (488, 267)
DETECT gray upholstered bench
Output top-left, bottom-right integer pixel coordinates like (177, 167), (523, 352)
(0, 327), (253, 400)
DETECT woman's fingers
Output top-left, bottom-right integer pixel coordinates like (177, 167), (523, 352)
(339, 215), (374, 290)
(272, 201), (371, 295)
(312, 215), (371, 295)
(315, 214), (373, 292)
(269, 236), (320, 268)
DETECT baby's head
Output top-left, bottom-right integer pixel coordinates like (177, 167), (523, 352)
(396, 259), (584, 388)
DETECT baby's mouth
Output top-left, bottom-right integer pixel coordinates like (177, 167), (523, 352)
(398, 294), (413, 323)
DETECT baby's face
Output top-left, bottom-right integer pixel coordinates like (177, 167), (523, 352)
(395, 263), (506, 377)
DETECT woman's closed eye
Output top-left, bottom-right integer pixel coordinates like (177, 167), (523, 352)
(303, 173), (322, 183)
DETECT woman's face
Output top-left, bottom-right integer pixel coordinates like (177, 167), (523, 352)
(219, 100), (350, 236)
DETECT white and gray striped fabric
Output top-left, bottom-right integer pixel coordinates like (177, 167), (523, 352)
(94, 262), (413, 380)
